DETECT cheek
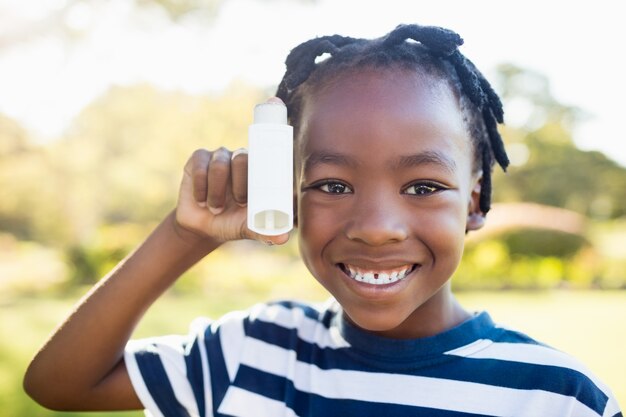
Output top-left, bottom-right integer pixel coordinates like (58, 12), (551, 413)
(416, 198), (468, 262)
(297, 194), (336, 270)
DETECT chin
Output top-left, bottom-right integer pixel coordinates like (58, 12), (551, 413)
(345, 308), (407, 335)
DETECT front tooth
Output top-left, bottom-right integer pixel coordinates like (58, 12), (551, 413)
(363, 272), (374, 282)
(379, 273), (390, 283)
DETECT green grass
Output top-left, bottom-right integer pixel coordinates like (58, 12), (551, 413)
(2, 290), (624, 416)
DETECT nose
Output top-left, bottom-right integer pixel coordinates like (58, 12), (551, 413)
(344, 193), (409, 246)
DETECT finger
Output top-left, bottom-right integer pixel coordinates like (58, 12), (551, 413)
(265, 96), (284, 104)
(207, 147), (232, 214)
(252, 232), (290, 246)
(231, 148), (248, 206)
(186, 149), (212, 207)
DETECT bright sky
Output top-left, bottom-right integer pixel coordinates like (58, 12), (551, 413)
(1, 0), (625, 166)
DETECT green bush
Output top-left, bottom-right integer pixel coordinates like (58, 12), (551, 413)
(501, 229), (588, 257)
(454, 227), (615, 290)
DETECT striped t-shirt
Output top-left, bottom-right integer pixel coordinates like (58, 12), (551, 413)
(125, 300), (622, 417)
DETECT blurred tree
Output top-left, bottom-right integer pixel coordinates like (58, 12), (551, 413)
(0, 115), (69, 241)
(0, 0), (318, 51)
(493, 64), (626, 219)
(0, 82), (265, 247)
(0, 114), (34, 237)
(52, 82), (264, 243)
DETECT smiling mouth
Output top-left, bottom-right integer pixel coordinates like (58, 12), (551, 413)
(338, 263), (418, 286)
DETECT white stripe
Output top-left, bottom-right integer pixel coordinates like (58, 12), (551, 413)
(603, 395), (622, 417)
(447, 341), (611, 396)
(239, 338), (600, 417)
(299, 368), (598, 417)
(125, 340), (166, 417)
(191, 317), (214, 417)
(212, 310), (247, 381)
(252, 303), (350, 349)
(218, 386), (298, 417)
(242, 337), (298, 378)
(155, 336), (201, 417)
(444, 338), (493, 356)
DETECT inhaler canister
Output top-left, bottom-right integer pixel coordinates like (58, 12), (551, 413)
(247, 101), (293, 236)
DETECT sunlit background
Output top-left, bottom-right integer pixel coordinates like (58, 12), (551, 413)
(1, 1), (625, 415)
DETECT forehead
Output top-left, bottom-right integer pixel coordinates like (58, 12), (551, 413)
(296, 68), (472, 170)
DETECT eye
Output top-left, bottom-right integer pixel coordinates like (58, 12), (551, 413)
(317, 181), (353, 194)
(404, 182), (444, 196)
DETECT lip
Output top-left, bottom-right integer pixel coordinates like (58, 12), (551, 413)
(336, 261), (420, 296)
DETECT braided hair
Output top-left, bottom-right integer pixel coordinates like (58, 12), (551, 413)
(276, 24), (509, 214)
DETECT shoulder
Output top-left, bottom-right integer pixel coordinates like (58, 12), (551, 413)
(447, 320), (621, 417)
(204, 299), (335, 331)
(195, 299), (343, 346)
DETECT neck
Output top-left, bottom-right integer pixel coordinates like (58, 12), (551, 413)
(370, 283), (471, 339)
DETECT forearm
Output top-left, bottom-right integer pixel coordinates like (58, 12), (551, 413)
(24, 210), (219, 410)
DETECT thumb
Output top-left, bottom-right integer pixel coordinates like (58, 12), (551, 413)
(248, 231), (290, 246)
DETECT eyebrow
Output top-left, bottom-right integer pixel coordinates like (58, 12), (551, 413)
(391, 151), (457, 174)
(303, 151), (359, 171)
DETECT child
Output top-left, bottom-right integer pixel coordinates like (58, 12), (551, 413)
(24, 24), (622, 417)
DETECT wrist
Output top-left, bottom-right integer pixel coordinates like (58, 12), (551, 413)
(168, 210), (221, 250)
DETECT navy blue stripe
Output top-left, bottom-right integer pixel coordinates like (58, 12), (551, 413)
(490, 329), (546, 346)
(269, 300), (326, 324)
(203, 326), (231, 416)
(184, 338), (205, 417)
(302, 395), (495, 417)
(134, 348), (191, 417)
(243, 318), (478, 370)
(611, 412), (623, 417)
(234, 365), (494, 417)
(421, 357), (608, 415)
(234, 364), (288, 401)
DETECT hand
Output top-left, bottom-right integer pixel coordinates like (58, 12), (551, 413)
(175, 147), (290, 246)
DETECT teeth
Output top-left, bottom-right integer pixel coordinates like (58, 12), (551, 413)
(343, 264), (413, 285)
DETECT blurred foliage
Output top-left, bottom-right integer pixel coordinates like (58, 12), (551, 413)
(1, 83), (264, 246)
(492, 64), (626, 219)
(501, 229), (588, 258)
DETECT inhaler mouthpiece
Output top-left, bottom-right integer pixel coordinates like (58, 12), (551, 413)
(247, 101), (293, 236)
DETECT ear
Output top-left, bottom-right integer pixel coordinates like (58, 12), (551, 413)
(466, 177), (485, 232)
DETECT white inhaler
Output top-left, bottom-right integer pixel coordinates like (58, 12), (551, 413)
(247, 101), (293, 236)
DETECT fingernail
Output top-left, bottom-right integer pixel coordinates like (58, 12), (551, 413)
(231, 148), (248, 159)
(266, 97), (283, 104)
(264, 240), (274, 246)
(209, 206), (223, 215)
(197, 201), (207, 208)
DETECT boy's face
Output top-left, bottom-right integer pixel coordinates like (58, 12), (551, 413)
(295, 68), (483, 339)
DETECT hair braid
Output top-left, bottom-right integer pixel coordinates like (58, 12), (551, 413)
(382, 24), (463, 56)
(480, 143), (493, 213)
(276, 24), (509, 215)
(277, 35), (360, 99)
